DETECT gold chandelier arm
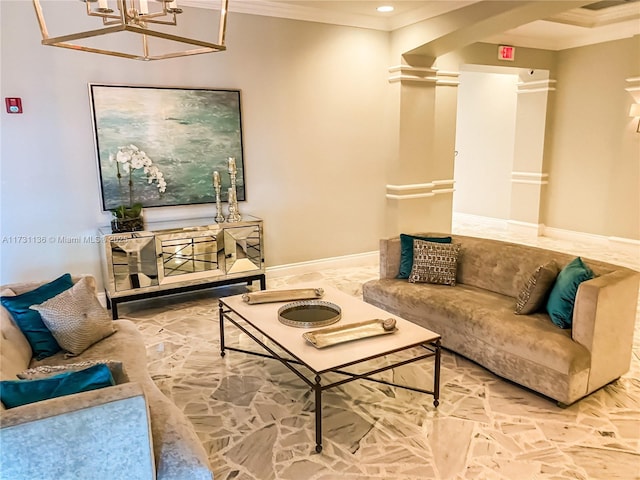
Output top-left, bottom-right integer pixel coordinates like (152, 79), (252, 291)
(32, 0), (229, 61)
(42, 25), (127, 45)
(32, 0), (49, 39)
(218, 0), (229, 46)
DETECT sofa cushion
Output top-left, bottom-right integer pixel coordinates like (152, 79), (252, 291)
(547, 257), (594, 329)
(0, 383), (156, 480)
(397, 234), (452, 279)
(515, 261), (559, 315)
(363, 278), (591, 376)
(0, 363), (115, 408)
(0, 274), (73, 360)
(28, 319), (214, 479)
(30, 277), (115, 356)
(409, 241), (461, 286)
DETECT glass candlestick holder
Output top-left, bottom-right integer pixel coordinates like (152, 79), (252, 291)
(214, 184), (225, 223)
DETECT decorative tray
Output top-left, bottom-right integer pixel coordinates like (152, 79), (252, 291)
(243, 288), (324, 305)
(303, 318), (398, 349)
(278, 300), (341, 328)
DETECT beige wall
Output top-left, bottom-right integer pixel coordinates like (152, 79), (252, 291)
(1, 2), (638, 287)
(440, 40), (639, 240)
(0, 1), (392, 284)
(544, 37), (640, 239)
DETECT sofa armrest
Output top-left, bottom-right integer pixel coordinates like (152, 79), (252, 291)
(1, 382), (156, 479)
(379, 237), (402, 279)
(572, 269), (640, 392)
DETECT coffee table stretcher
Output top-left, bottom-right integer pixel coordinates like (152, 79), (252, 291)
(218, 299), (441, 454)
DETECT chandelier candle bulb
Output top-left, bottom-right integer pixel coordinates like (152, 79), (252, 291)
(98, 0), (108, 8)
(139, 0), (149, 14)
(213, 171), (220, 188)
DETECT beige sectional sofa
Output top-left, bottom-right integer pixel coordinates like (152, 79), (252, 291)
(363, 234), (640, 405)
(0, 275), (213, 479)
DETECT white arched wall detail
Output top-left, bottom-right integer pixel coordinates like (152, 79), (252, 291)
(508, 76), (555, 237)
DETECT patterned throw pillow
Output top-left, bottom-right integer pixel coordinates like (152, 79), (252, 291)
(409, 240), (461, 286)
(18, 360), (128, 384)
(514, 261), (559, 315)
(396, 234), (452, 279)
(30, 277), (115, 356)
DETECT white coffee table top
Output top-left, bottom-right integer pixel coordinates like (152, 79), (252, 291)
(220, 284), (440, 373)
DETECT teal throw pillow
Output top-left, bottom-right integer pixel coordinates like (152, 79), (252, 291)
(0, 364), (115, 409)
(397, 234), (452, 279)
(546, 257), (594, 329)
(0, 273), (73, 360)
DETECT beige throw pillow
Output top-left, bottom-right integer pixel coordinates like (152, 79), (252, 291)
(30, 277), (115, 356)
(409, 240), (461, 286)
(515, 261), (559, 315)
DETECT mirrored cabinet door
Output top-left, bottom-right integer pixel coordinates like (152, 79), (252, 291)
(224, 225), (262, 274)
(156, 231), (224, 284)
(109, 236), (159, 291)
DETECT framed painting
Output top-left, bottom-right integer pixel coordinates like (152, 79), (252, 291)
(89, 84), (245, 211)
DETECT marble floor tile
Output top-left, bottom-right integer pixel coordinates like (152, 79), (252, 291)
(119, 219), (640, 480)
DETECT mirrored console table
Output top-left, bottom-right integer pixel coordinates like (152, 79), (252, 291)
(99, 216), (265, 319)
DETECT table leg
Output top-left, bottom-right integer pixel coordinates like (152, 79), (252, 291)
(259, 274), (266, 290)
(433, 339), (441, 408)
(314, 375), (323, 453)
(219, 301), (226, 357)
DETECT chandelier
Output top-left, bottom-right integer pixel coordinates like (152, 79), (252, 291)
(32, 0), (229, 61)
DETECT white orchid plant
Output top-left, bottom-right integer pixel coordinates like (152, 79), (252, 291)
(109, 144), (167, 219)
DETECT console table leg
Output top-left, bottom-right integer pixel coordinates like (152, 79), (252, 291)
(433, 339), (441, 408)
(219, 301), (226, 357)
(259, 274), (266, 290)
(314, 375), (323, 453)
(111, 301), (119, 320)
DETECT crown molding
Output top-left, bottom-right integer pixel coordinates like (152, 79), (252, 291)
(182, 0), (640, 50)
(548, 2), (640, 28)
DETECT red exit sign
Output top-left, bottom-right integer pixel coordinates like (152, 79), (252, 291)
(498, 45), (515, 61)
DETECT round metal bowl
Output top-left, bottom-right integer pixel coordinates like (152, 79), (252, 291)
(277, 300), (341, 328)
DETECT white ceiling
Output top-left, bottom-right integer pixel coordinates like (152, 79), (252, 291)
(217, 0), (640, 50)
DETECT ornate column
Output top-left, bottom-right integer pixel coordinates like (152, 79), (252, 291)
(385, 64), (459, 236)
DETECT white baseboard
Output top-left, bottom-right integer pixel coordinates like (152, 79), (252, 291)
(97, 292), (107, 308)
(266, 251), (379, 279)
(543, 226), (640, 256)
(507, 220), (545, 236)
(453, 212), (508, 230)
(455, 212), (640, 256)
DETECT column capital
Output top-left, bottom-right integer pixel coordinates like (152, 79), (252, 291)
(517, 79), (557, 94)
(388, 65), (460, 86)
(386, 179), (455, 200)
(625, 76), (640, 101)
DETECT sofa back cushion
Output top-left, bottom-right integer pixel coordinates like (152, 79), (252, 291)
(382, 233), (620, 298)
(451, 235), (618, 298)
(0, 289), (33, 381)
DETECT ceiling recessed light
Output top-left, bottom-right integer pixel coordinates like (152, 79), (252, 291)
(377, 5), (394, 13)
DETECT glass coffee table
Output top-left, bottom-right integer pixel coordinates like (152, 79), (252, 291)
(218, 285), (441, 453)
